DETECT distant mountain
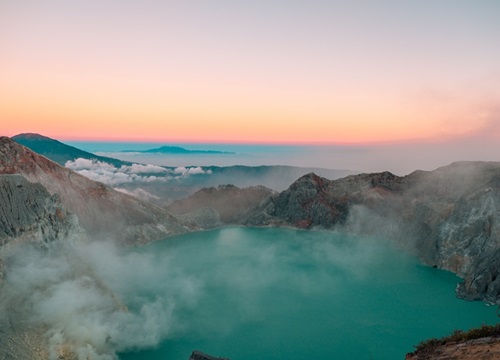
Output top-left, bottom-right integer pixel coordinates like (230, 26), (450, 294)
(12, 133), (131, 167)
(0, 136), (186, 244)
(241, 162), (500, 304)
(124, 145), (234, 155)
(201, 165), (356, 191)
(11, 133), (358, 206)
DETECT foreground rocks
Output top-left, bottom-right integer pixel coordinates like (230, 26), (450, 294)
(406, 324), (500, 360)
(406, 338), (500, 360)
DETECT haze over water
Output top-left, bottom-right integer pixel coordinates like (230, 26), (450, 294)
(68, 140), (500, 176)
(119, 228), (497, 360)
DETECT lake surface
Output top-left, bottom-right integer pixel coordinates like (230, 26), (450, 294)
(118, 227), (497, 360)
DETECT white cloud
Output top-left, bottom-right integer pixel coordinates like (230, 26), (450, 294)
(119, 164), (170, 174)
(174, 166), (212, 176)
(65, 159), (212, 187)
(187, 166), (212, 175)
(174, 166), (188, 175)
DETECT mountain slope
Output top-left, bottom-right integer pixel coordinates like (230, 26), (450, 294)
(0, 136), (186, 244)
(0, 174), (87, 360)
(242, 162), (500, 303)
(168, 184), (275, 224)
(12, 133), (130, 167)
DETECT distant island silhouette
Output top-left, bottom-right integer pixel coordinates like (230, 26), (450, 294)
(122, 145), (235, 155)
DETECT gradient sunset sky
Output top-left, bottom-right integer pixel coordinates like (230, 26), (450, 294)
(2, 1), (500, 144)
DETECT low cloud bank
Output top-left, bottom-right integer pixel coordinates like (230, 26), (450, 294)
(65, 159), (211, 187)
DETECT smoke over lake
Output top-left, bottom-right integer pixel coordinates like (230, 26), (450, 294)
(2, 228), (496, 360)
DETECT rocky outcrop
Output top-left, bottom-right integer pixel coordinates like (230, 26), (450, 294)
(406, 337), (500, 360)
(406, 324), (500, 360)
(242, 171), (403, 228)
(242, 162), (500, 303)
(168, 184), (274, 224)
(0, 136), (187, 244)
(0, 174), (85, 251)
(189, 350), (230, 360)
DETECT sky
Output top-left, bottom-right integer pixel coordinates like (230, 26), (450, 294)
(1, 0), (500, 145)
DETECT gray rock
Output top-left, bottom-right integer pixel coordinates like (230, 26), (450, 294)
(0, 174), (87, 360)
(0, 174), (85, 251)
(189, 350), (230, 360)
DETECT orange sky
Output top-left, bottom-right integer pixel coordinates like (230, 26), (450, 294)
(1, 1), (500, 144)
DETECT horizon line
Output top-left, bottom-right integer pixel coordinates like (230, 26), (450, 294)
(8, 132), (446, 147)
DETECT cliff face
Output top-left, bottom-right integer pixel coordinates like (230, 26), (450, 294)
(0, 174), (85, 251)
(242, 171), (404, 228)
(0, 174), (86, 360)
(242, 162), (500, 303)
(0, 136), (186, 244)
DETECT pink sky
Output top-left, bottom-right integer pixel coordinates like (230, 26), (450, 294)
(1, 1), (500, 144)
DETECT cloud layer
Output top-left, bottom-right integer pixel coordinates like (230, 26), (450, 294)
(65, 158), (211, 187)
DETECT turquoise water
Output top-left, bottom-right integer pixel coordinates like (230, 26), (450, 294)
(118, 227), (497, 360)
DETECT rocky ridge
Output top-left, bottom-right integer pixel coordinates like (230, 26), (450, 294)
(0, 136), (187, 244)
(242, 162), (500, 303)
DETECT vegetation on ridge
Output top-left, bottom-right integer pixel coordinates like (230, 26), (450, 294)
(409, 323), (500, 357)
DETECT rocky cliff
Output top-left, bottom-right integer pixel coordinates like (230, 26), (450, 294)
(242, 162), (500, 303)
(0, 174), (87, 360)
(0, 174), (85, 251)
(0, 136), (186, 244)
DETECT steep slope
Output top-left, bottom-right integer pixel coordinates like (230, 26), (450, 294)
(242, 162), (500, 303)
(12, 132), (130, 167)
(168, 184), (274, 224)
(0, 174), (86, 360)
(0, 136), (186, 244)
(0, 174), (85, 250)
